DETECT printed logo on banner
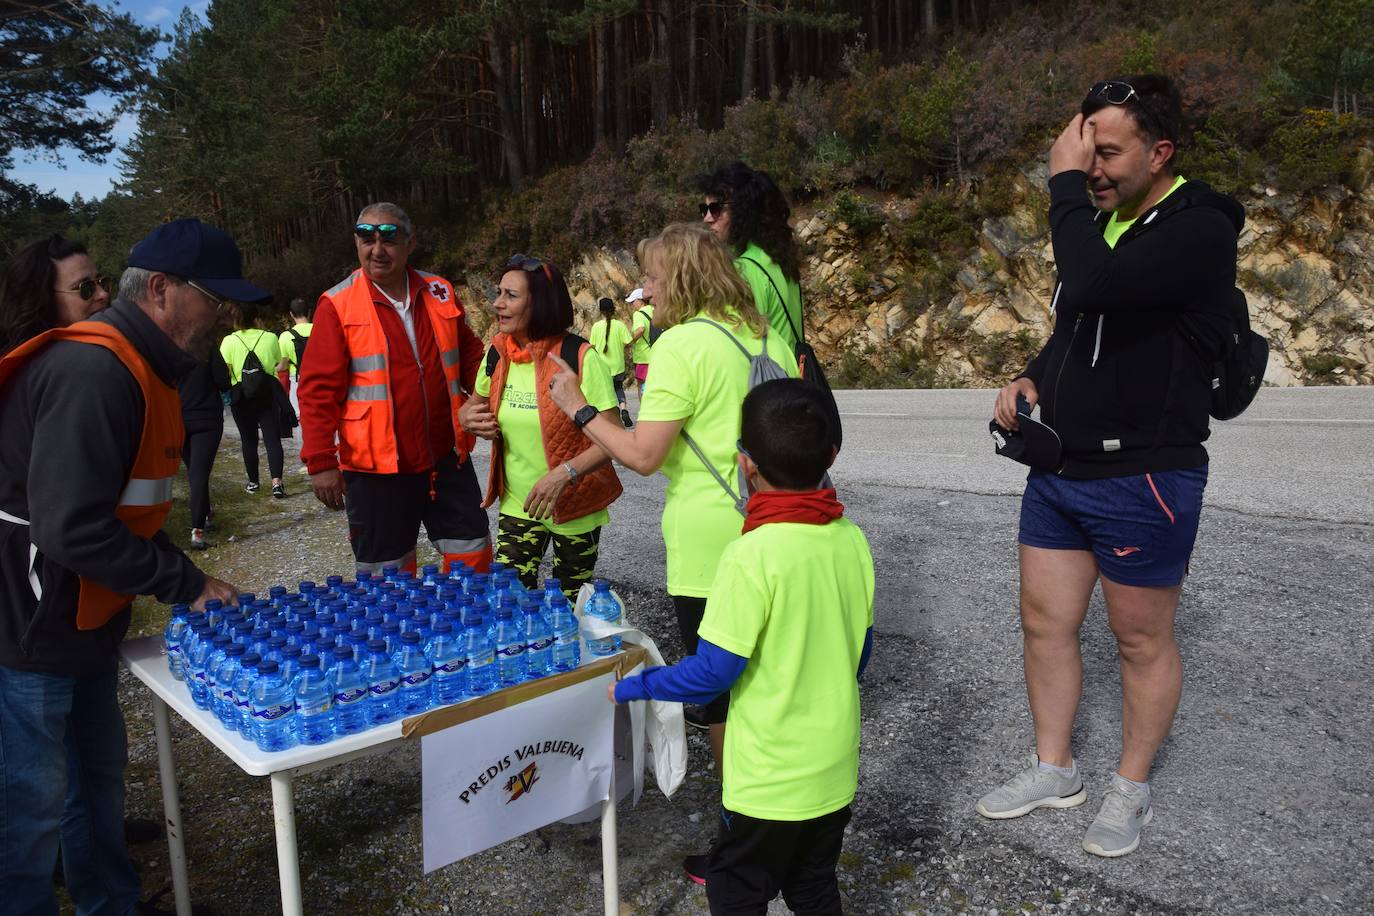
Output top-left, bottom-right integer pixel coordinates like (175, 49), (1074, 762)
(457, 740), (586, 805)
(505, 762), (539, 803)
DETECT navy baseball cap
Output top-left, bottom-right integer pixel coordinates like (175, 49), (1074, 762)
(127, 218), (270, 302)
(989, 395), (1063, 472)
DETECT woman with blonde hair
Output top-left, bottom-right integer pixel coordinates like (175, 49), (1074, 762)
(547, 222), (798, 818)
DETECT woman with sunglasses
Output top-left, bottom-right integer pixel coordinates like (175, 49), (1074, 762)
(0, 234), (110, 356)
(546, 222), (799, 784)
(458, 255), (622, 596)
(698, 161), (805, 352)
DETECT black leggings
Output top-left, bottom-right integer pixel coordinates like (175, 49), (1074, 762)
(672, 594), (729, 724)
(611, 372), (628, 407)
(229, 398), (284, 484)
(181, 425), (222, 529)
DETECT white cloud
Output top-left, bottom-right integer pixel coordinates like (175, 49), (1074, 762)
(143, 4), (172, 22)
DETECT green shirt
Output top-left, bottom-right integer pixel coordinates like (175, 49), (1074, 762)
(278, 322), (313, 372)
(1102, 175), (1187, 249)
(587, 318), (632, 377)
(637, 314), (799, 597)
(630, 305), (655, 364)
(475, 349), (618, 535)
(220, 329), (282, 386)
(735, 242), (803, 352)
(698, 518), (875, 820)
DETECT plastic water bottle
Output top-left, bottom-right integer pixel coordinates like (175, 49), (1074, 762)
(185, 622), (215, 709)
(362, 639), (400, 726)
(293, 653), (334, 745)
(280, 644), (303, 685)
(394, 631), (433, 715)
(163, 603), (191, 680)
(465, 613), (496, 695)
(494, 605), (527, 687)
(329, 645), (369, 736)
(421, 564), (440, 587)
(204, 598), (225, 631)
(521, 597), (553, 677)
(583, 580), (622, 656)
(204, 635), (232, 716)
(234, 652), (262, 738)
(542, 578), (563, 610)
(250, 660), (298, 752)
(214, 643), (247, 730)
(548, 593), (580, 671)
(427, 619), (467, 705)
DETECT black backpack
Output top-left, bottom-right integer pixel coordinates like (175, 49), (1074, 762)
(1181, 288), (1268, 421)
(287, 327), (308, 370)
(636, 307), (663, 346)
(737, 256), (843, 449)
(236, 331), (271, 403)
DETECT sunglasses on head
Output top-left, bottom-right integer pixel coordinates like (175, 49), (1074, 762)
(1085, 80), (1166, 139)
(55, 276), (112, 301)
(699, 201), (728, 219)
(354, 223), (405, 242)
(506, 253), (554, 283)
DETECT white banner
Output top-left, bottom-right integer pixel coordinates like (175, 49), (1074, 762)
(420, 671), (616, 872)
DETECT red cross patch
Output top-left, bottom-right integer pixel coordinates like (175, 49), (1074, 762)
(429, 281), (449, 303)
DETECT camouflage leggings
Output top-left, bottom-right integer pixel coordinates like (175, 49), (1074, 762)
(494, 514), (602, 599)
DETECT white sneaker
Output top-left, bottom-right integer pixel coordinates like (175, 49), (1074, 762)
(976, 755), (1087, 819)
(1082, 780), (1152, 857)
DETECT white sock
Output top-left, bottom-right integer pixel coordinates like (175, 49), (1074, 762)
(1037, 758), (1076, 778)
(1114, 773), (1150, 795)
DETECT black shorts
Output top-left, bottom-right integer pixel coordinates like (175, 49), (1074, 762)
(706, 804), (851, 916)
(343, 451), (489, 566)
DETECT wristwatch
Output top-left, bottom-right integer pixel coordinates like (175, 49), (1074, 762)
(573, 404), (598, 429)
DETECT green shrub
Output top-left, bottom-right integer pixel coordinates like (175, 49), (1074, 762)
(1271, 109), (1365, 191)
(828, 189), (884, 236)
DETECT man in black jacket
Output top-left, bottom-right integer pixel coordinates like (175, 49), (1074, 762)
(977, 76), (1245, 858)
(0, 219), (255, 913)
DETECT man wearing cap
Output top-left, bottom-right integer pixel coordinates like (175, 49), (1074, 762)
(298, 202), (490, 575)
(979, 75), (1244, 857)
(0, 218), (251, 912)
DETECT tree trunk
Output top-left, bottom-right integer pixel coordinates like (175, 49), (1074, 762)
(686, 2), (698, 119)
(741, 3), (757, 99)
(613, 16), (630, 145)
(764, 21), (777, 96)
(969, 0), (981, 32)
(485, 33), (525, 188)
(922, 0), (937, 36)
(651, 0), (673, 127)
(593, 20), (608, 144)
(521, 34), (539, 175)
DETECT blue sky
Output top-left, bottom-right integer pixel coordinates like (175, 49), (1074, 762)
(8, 0), (210, 202)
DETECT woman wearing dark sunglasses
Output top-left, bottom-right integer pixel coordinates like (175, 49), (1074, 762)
(0, 234), (111, 356)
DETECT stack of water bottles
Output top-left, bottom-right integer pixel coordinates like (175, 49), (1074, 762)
(161, 564), (625, 754)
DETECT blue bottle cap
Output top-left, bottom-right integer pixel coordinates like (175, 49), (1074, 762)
(432, 620), (452, 635)
(400, 631), (421, 645)
(241, 651), (262, 668)
(282, 645), (303, 659)
(204, 599), (223, 611)
(267, 636), (288, 650)
(332, 645), (353, 661)
(257, 660), (280, 676)
(367, 638), (388, 655)
(299, 653), (320, 668)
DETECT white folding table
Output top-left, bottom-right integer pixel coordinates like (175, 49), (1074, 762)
(120, 635), (639, 916)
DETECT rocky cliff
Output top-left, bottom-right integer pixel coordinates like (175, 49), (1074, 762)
(459, 150), (1374, 388)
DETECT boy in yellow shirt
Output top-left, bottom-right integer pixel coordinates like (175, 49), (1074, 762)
(612, 379), (874, 915)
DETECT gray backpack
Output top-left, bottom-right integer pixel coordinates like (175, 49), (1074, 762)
(679, 318), (791, 516)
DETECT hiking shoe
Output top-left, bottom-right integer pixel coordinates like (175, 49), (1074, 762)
(682, 853), (708, 885)
(245, 481), (260, 493)
(271, 483), (286, 499)
(976, 755), (1087, 819)
(189, 529), (209, 550)
(1082, 780), (1152, 857)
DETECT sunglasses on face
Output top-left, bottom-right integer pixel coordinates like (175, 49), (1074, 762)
(354, 223), (405, 243)
(55, 276), (112, 301)
(1085, 80), (1166, 140)
(699, 201), (729, 219)
(506, 253), (554, 283)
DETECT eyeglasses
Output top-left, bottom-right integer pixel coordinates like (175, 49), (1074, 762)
(1085, 80), (1166, 140)
(506, 253), (554, 283)
(736, 439), (752, 459)
(699, 201), (729, 219)
(354, 223), (406, 243)
(185, 279), (228, 312)
(53, 276), (111, 301)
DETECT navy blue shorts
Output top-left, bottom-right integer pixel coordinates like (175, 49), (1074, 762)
(1018, 466), (1208, 587)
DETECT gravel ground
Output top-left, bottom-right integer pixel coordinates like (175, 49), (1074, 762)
(103, 393), (1373, 916)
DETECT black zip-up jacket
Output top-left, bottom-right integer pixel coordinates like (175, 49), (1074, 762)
(1019, 171), (1246, 479)
(178, 346), (230, 432)
(0, 297), (206, 675)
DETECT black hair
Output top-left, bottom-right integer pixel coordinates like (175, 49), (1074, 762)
(0, 234), (89, 356)
(498, 256), (573, 342)
(697, 161), (802, 282)
(739, 379), (835, 490)
(597, 297), (615, 353)
(1082, 74), (1182, 152)
(289, 297), (311, 319)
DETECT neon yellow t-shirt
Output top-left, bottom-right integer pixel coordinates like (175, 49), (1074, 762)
(220, 329), (282, 386)
(1103, 175), (1186, 249)
(636, 313), (799, 597)
(475, 348), (618, 535)
(587, 318), (632, 377)
(736, 242), (803, 352)
(698, 518), (875, 820)
(630, 305), (655, 365)
(278, 322), (313, 372)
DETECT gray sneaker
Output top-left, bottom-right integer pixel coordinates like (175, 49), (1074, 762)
(1082, 781), (1153, 857)
(976, 755), (1087, 819)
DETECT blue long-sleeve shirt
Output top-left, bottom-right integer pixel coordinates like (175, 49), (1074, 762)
(613, 628), (874, 705)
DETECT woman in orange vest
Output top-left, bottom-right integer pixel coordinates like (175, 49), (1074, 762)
(459, 256), (622, 596)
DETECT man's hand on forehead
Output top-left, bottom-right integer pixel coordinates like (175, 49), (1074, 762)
(1049, 112), (1096, 178)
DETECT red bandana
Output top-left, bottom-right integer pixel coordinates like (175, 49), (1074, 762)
(741, 488), (844, 534)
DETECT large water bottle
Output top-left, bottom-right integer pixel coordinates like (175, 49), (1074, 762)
(185, 622), (216, 709)
(427, 619), (467, 705)
(293, 653), (334, 745)
(329, 645), (369, 737)
(163, 603), (190, 680)
(213, 643), (247, 729)
(394, 631), (433, 716)
(548, 593), (581, 672)
(250, 660), (299, 752)
(583, 580), (623, 656)
(494, 606), (527, 687)
(234, 652), (262, 738)
(362, 639), (400, 726)
(465, 613), (496, 695)
(521, 597), (553, 678)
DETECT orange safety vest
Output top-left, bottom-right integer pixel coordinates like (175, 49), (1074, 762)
(0, 322), (183, 630)
(323, 269), (475, 473)
(481, 333), (622, 524)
